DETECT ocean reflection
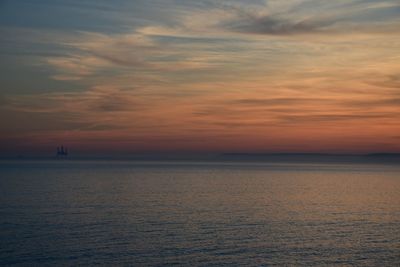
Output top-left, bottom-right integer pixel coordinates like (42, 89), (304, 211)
(0, 161), (399, 266)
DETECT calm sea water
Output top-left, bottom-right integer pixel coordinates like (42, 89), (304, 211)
(0, 160), (399, 266)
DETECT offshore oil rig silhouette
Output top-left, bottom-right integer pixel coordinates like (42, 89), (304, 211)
(56, 146), (68, 157)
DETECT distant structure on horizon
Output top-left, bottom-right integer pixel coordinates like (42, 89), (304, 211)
(56, 146), (68, 157)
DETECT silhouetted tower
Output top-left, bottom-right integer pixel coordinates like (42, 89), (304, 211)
(57, 145), (68, 157)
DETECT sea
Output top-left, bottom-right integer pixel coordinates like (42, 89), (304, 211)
(0, 159), (399, 266)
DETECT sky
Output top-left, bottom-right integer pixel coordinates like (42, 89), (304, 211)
(0, 0), (399, 156)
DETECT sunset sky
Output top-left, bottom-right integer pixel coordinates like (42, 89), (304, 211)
(1, 0), (399, 156)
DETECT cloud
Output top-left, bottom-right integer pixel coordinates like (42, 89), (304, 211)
(2, 0), (400, 153)
(276, 113), (398, 124)
(190, 93), (400, 129)
(231, 97), (328, 106)
(368, 74), (400, 89)
(45, 30), (231, 82)
(4, 85), (143, 114)
(87, 92), (140, 113)
(231, 96), (400, 109)
(223, 13), (334, 36)
(213, 0), (400, 36)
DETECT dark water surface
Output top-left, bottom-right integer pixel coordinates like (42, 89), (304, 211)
(1, 160), (399, 266)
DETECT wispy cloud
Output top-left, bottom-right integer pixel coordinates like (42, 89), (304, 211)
(1, 0), (400, 153)
(214, 0), (400, 36)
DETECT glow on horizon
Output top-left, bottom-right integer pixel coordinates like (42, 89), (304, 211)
(0, 0), (399, 155)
